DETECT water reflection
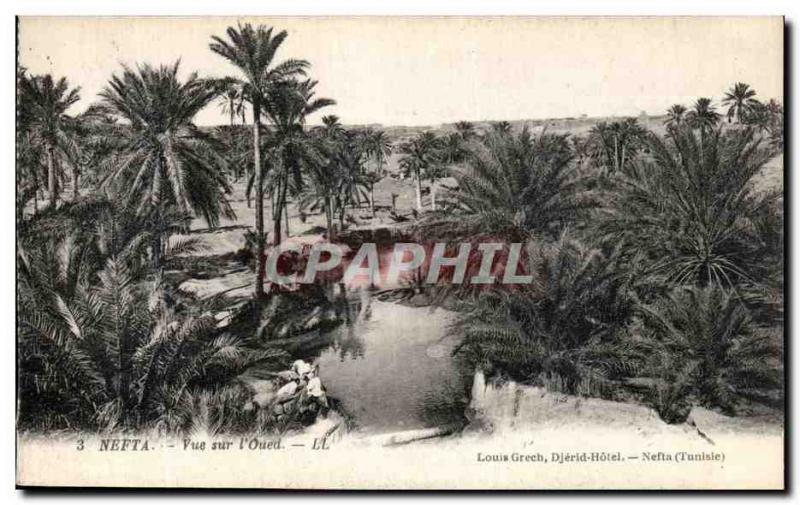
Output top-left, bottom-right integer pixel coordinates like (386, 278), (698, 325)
(308, 289), (469, 434)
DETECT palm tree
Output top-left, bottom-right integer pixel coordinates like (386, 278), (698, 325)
(360, 128), (392, 216)
(570, 135), (595, 172)
(216, 81), (245, 172)
(664, 104), (687, 128)
(430, 128), (587, 239)
(57, 111), (116, 202)
(18, 73), (81, 208)
(399, 131), (440, 211)
(303, 120), (370, 235)
(764, 98), (783, 117)
(614, 118), (645, 172)
(761, 99), (785, 149)
(454, 120), (477, 141)
(332, 130), (370, 228)
(439, 132), (466, 165)
(18, 239), (283, 431)
(262, 78), (334, 245)
(722, 82), (759, 124)
(640, 286), (778, 418)
(743, 98), (784, 142)
(491, 120), (512, 135)
(16, 130), (45, 220)
(686, 98), (720, 134)
(304, 115), (345, 236)
(588, 118), (646, 172)
(598, 126), (780, 290)
(430, 132), (471, 211)
(95, 62), (235, 269)
(217, 81), (242, 127)
(210, 23), (309, 297)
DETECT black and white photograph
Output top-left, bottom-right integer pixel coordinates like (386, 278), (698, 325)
(13, 15), (785, 490)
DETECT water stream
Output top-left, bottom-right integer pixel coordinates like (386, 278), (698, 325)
(305, 294), (470, 435)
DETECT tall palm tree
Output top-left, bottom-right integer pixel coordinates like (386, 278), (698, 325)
(686, 98), (720, 134)
(304, 115), (346, 236)
(210, 23), (309, 297)
(16, 130), (45, 220)
(440, 132), (466, 165)
(764, 98), (783, 117)
(262, 78), (334, 245)
(399, 131), (440, 211)
(95, 62), (234, 269)
(759, 99), (784, 149)
(320, 114), (345, 138)
(331, 129), (370, 228)
(18, 73), (81, 208)
(614, 118), (645, 172)
(432, 132), (469, 211)
(454, 120), (477, 142)
(217, 80), (244, 128)
(743, 98), (785, 142)
(360, 128), (392, 216)
(588, 118), (645, 172)
(303, 117), (369, 236)
(664, 104), (687, 128)
(722, 82), (758, 124)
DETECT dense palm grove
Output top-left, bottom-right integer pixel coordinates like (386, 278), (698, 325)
(17, 20), (783, 434)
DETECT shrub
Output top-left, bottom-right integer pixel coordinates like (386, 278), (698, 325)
(451, 236), (642, 397)
(639, 286), (780, 419)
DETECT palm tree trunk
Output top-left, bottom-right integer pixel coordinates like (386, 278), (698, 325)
(252, 99), (266, 298)
(369, 183), (376, 217)
(284, 198), (290, 238)
(229, 107), (236, 166)
(245, 167), (253, 208)
(613, 136), (619, 172)
(280, 174), (288, 242)
(414, 169), (422, 211)
(273, 175), (284, 246)
(327, 194), (336, 239)
(47, 145), (57, 208)
(326, 204), (332, 240)
(699, 128), (706, 164)
(273, 205), (282, 246)
(430, 179), (437, 211)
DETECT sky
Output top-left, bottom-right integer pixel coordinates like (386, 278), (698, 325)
(18, 16), (784, 127)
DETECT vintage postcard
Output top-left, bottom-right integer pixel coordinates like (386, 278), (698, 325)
(15, 16), (785, 489)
